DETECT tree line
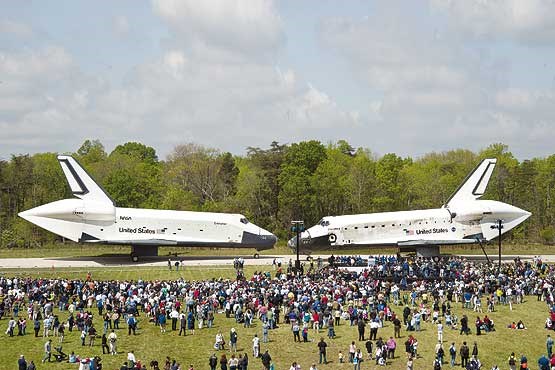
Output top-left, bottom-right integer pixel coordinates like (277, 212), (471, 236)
(1, 140), (554, 247)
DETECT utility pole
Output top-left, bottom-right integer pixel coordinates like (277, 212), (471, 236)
(291, 220), (304, 274)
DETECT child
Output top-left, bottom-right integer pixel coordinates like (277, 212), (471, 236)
(302, 327), (309, 342)
(338, 351), (344, 363)
(412, 339), (419, 358)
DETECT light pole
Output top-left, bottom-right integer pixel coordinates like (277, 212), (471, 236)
(490, 219), (504, 273)
(291, 220), (304, 273)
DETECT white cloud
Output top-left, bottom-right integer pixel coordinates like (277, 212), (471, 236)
(318, 2), (555, 158)
(0, 46), (72, 78)
(113, 15), (130, 36)
(152, 0), (284, 56)
(431, 0), (555, 44)
(320, 13), (473, 93)
(0, 6), (355, 159)
(0, 20), (34, 39)
(3, 1), (553, 160)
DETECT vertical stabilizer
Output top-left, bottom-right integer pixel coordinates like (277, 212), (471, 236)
(445, 158), (497, 207)
(57, 155), (114, 205)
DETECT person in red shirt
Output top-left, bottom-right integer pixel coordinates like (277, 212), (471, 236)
(312, 311), (320, 331)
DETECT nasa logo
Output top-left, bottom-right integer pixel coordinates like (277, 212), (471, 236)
(451, 227), (456, 232)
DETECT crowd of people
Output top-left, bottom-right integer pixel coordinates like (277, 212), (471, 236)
(1, 254), (555, 369)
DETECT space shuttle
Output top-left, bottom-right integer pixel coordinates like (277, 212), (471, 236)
(288, 158), (531, 257)
(19, 155), (277, 261)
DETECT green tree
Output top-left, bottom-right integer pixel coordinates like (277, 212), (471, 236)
(76, 139), (107, 165)
(166, 143), (225, 205)
(535, 155), (555, 229)
(278, 140), (326, 227)
(160, 185), (200, 211)
(374, 153), (408, 211)
(346, 148), (377, 214)
(311, 145), (351, 217)
(111, 142), (158, 164)
(246, 141), (287, 222)
(102, 147), (162, 208)
(219, 152), (240, 198)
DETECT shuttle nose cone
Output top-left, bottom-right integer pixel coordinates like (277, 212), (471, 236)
(241, 230), (277, 250)
(288, 232), (311, 250)
(288, 236), (300, 249)
(509, 204), (531, 222)
(18, 208), (38, 221)
(262, 234), (277, 247)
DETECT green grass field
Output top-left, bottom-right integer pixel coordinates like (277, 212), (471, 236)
(0, 265), (551, 370)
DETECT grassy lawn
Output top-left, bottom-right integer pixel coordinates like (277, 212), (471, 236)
(0, 244), (292, 259)
(0, 266), (262, 282)
(0, 266), (551, 370)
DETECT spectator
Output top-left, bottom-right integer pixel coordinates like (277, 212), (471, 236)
(508, 352), (517, 370)
(318, 337), (327, 364)
(460, 342), (470, 368)
(449, 342), (457, 367)
(230, 328), (238, 352)
(18, 355), (27, 370)
(41, 339), (52, 363)
(209, 354), (217, 370)
(252, 334), (260, 358)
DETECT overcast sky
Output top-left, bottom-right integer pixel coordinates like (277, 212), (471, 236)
(1, 0), (555, 160)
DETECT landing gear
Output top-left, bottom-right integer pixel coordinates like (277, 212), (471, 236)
(130, 245), (159, 262)
(415, 245), (440, 257)
(130, 253), (139, 263)
(253, 253), (260, 259)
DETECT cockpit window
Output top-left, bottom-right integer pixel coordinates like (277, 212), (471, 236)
(240, 217), (249, 224)
(319, 219), (330, 227)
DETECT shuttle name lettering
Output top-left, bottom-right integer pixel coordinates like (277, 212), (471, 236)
(416, 228), (449, 235)
(119, 227), (155, 234)
(119, 216), (132, 221)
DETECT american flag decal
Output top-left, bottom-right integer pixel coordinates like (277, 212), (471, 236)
(404, 229), (414, 236)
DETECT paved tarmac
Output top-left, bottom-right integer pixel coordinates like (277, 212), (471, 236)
(0, 253), (553, 269)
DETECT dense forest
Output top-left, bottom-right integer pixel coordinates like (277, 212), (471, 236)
(1, 140), (554, 248)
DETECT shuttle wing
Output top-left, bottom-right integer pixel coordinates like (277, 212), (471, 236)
(398, 239), (477, 246)
(352, 238), (478, 247)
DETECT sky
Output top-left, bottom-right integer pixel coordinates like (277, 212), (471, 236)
(1, 0), (555, 160)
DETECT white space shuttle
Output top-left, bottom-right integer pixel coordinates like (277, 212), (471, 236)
(19, 155), (277, 261)
(288, 158), (531, 257)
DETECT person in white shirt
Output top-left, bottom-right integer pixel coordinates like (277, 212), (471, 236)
(437, 321), (443, 342)
(108, 330), (117, 355)
(309, 363), (318, 370)
(170, 308), (179, 331)
(252, 334), (260, 357)
(127, 351), (136, 367)
(6, 317), (16, 336)
(289, 362), (301, 370)
(229, 354), (239, 369)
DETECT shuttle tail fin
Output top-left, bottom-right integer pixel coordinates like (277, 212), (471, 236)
(57, 155), (114, 205)
(445, 158), (497, 207)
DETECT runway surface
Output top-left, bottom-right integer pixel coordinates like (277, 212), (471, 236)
(0, 254), (552, 269)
